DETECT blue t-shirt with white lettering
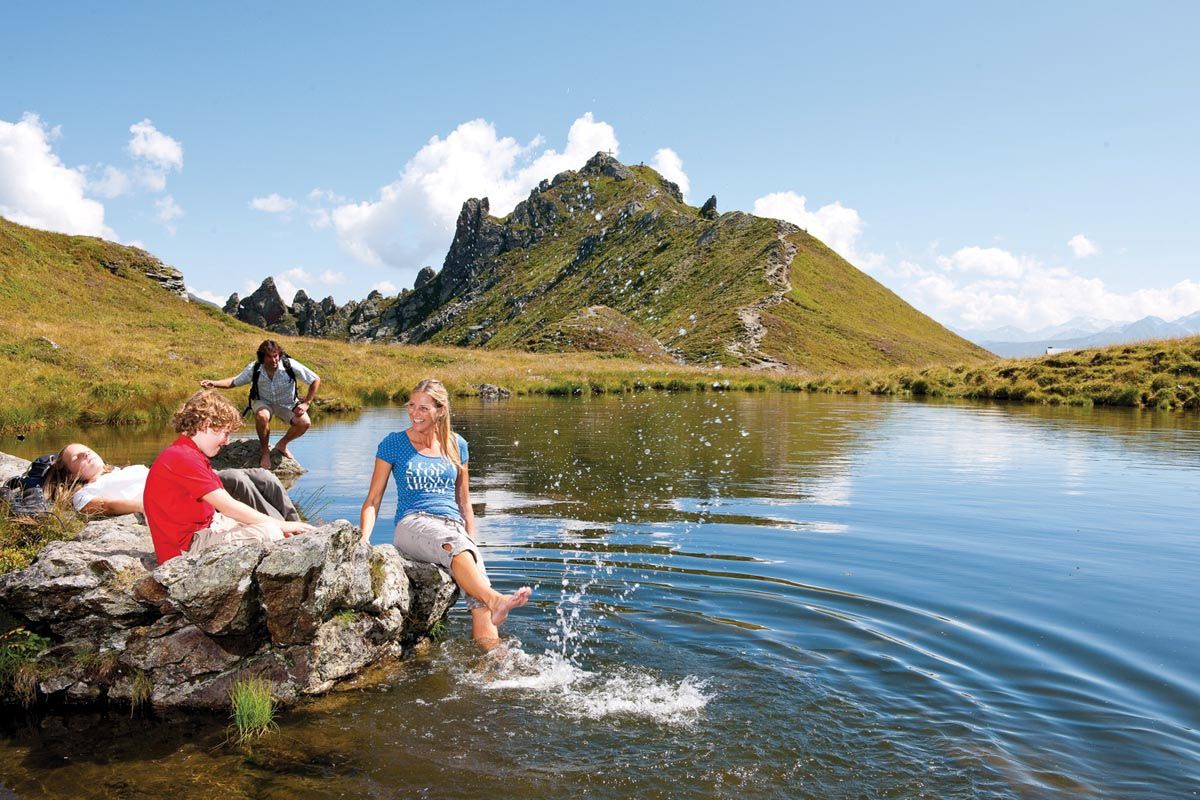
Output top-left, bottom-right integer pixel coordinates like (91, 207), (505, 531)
(375, 431), (469, 525)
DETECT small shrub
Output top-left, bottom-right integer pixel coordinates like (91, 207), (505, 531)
(428, 618), (448, 641)
(230, 675), (277, 741)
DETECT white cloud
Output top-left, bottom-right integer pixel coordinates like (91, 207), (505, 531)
(250, 193), (297, 213)
(90, 165), (132, 198)
(372, 280), (397, 294)
(329, 112), (619, 269)
(887, 244), (1200, 330)
(0, 113), (114, 238)
(752, 190), (874, 267)
(128, 119), (183, 171)
(187, 286), (227, 305)
(936, 246), (1030, 278)
(1068, 233), (1099, 258)
(263, 267), (346, 303)
(155, 194), (182, 233)
(649, 148), (690, 201)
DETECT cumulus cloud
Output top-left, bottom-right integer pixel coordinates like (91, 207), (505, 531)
(249, 193), (297, 213)
(106, 118), (184, 195)
(328, 112), (619, 270)
(752, 190), (875, 267)
(1068, 233), (1099, 258)
(0, 113), (114, 238)
(90, 165), (132, 199)
(371, 280), (397, 294)
(128, 119), (183, 171)
(650, 148), (690, 201)
(936, 246), (1030, 278)
(883, 245), (1200, 331)
(187, 286), (227, 306)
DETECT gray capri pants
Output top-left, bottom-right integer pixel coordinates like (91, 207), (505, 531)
(393, 511), (491, 610)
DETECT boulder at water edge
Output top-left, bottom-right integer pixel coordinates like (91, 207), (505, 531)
(0, 517), (459, 710)
(209, 438), (306, 478)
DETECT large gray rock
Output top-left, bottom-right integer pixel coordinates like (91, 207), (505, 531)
(256, 522), (372, 645)
(403, 560), (460, 634)
(141, 542), (267, 636)
(0, 452), (30, 484)
(210, 438), (306, 477)
(0, 514), (156, 640)
(0, 510), (462, 711)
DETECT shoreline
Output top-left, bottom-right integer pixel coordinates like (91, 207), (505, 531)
(5, 332), (1199, 434)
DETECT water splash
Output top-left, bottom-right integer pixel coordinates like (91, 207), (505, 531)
(463, 554), (709, 725)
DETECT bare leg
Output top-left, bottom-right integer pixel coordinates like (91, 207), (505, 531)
(272, 411), (311, 459)
(255, 408), (273, 469)
(470, 607), (500, 650)
(450, 551), (531, 630)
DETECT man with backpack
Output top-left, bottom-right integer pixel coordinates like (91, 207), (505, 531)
(201, 339), (321, 469)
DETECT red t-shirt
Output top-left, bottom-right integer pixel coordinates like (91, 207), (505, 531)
(144, 435), (223, 563)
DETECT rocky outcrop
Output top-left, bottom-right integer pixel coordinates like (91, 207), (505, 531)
(227, 277), (296, 334)
(0, 518), (459, 710)
(209, 439), (306, 478)
(414, 266), (437, 290)
(700, 195), (718, 220)
(100, 251), (188, 299)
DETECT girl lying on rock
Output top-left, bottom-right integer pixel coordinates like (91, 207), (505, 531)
(45, 444), (300, 522)
(360, 378), (531, 647)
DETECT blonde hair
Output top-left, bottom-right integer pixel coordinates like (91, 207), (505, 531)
(412, 378), (462, 469)
(171, 390), (243, 436)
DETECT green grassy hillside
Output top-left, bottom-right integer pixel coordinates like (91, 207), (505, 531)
(0, 218), (802, 433)
(794, 335), (1200, 410)
(404, 155), (991, 371)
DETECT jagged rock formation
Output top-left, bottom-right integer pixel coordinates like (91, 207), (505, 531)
(0, 515), (458, 710)
(225, 277), (296, 333)
(222, 153), (989, 371)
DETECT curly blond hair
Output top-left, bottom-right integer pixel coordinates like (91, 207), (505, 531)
(171, 390), (243, 436)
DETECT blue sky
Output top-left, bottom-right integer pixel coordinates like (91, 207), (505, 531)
(3, 1), (1198, 334)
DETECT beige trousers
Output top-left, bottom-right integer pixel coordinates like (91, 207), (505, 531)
(190, 513), (284, 553)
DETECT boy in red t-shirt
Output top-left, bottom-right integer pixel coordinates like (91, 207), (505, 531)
(145, 390), (312, 564)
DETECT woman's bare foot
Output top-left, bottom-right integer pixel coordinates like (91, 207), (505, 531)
(272, 444), (294, 460)
(489, 587), (532, 626)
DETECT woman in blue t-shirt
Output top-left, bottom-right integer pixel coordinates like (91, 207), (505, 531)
(361, 378), (531, 644)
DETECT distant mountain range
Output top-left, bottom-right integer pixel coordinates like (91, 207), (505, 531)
(962, 312), (1200, 357)
(224, 152), (989, 371)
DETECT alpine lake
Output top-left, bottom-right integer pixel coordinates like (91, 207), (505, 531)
(1, 392), (1197, 799)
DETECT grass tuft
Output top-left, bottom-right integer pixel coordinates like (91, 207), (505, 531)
(229, 675), (277, 741)
(0, 627), (51, 707)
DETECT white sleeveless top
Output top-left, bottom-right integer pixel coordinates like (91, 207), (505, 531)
(72, 464), (149, 511)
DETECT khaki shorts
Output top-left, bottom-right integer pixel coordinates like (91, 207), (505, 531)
(252, 400), (301, 423)
(190, 513), (284, 553)
(393, 512), (489, 610)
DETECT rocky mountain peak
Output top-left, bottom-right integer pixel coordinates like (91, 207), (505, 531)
(581, 151), (632, 181)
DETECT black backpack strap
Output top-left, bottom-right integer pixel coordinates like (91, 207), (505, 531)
(243, 361), (262, 416)
(282, 357), (300, 405)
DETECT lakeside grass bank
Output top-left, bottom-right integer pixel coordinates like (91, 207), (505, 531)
(6, 333), (1200, 435)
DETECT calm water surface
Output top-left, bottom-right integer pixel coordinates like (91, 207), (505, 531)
(1, 394), (1198, 799)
